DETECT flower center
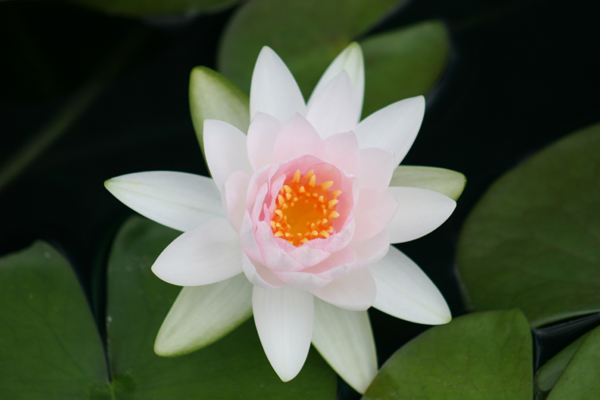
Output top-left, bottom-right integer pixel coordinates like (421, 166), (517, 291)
(270, 169), (341, 246)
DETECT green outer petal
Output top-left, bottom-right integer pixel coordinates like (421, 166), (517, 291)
(547, 325), (600, 399)
(535, 332), (590, 392)
(189, 66), (250, 156)
(312, 299), (377, 394)
(363, 310), (532, 400)
(155, 274), (253, 357)
(361, 20), (449, 117)
(0, 242), (111, 399)
(390, 166), (466, 201)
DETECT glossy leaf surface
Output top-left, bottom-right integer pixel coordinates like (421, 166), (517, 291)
(457, 123), (600, 328)
(363, 310), (532, 400)
(0, 242), (111, 399)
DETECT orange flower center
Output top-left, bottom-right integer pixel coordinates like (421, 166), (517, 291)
(271, 169), (341, 246)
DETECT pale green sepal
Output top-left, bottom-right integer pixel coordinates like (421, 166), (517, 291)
(390, 166), (466, 201)
(189, 67), (250, 156)
(535, 332), (589, 392)
(312, 299), (377, 394)
(155, 273), (253, 357)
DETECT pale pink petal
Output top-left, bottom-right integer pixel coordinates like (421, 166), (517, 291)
(311, 268), (376, 311)
(312, 299), (376, 394)
(308, 43), (364, 119)
(358, 148), (395, 190)
(247, 112), (283, 171)
(387, 187), (456, 243)
(351, 229), (390, 269)
(204, 120), (252, 190)
(239, 212), (265, 264)
(255, 221), (304, 272)
(306, 71), (359, 138)
(273, 114), (322, 162)
(352, 189), (398, 242)
(370, 246), (451, 324)
(253, 285), (314, 381)
(302, 246), (357, 280)
(273, 269), (332, 291)
(311, 132), (360, 176)
(355, 96), (425, 165)
(152, 218), (242, 286)
(250, 46), (307, 123)
(241, 251), (285, 289)
(222, 171), (250, 233)
(286, 243), (333, 268)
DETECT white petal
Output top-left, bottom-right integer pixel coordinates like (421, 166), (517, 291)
(370, 246), (451, 324)
(250, 46), (307, 123)
(308, 42), (364, 119)
(247, 112), (283, 171)
(204, 120), (252, 190)
(152, 218), (242, 286)
(105, 171), (223, 232)
(222, 171), (250, 232)
(387, 187), (456, 243)
(253, 285), (314, 381)
(312, 299), (377, 394)
(311, 269), (376, 311)
(355, 96), (425, 165)
(306, 71), (359, 138)
(155, 274), (253, 356)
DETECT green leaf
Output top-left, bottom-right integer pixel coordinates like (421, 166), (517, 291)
(218, 3), (449, 118)
(390, 166), (466, 200)
(361, 20), (449, 117)
(0, 218), (337, 399)
(457, 123), (600, 328)
(66, 0), (239, 16)
(189, 67), (250, 156)
(0, 241), (111, 400)
(106, 216), (337, 399)
(536, 332), (589, 393)
(546, 325), (600, 399)
(363, 310), (532, 400)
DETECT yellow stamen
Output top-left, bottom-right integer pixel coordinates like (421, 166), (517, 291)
(321, 181), (334, 190)
(270, 169), (343, 246)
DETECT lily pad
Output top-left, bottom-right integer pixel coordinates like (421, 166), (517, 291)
(0, 241), (111, 399)
(65, 0), (239, 17)
(363, 310), (532, 400)
(361, 21), (449, 117)
(0, 218), (337, 399)
(535, 332), (589, 393)
(546, 324), (600, 399)
(457, 123), (600, 328)
(218, 0), (449, 117)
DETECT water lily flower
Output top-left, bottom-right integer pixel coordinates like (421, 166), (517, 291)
(105, 43), (458, 394)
